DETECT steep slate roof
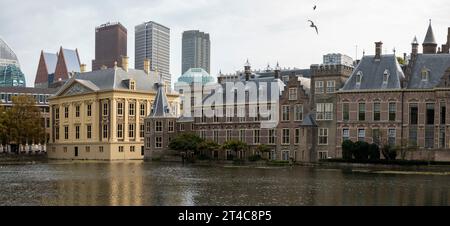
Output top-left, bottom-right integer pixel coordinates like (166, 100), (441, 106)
(407, 54), (450, 89)
(342, 54), (405, 91)
(56, 67), (160, 96)
(149, 80), (175, 118)
(423, 22), (437, 44)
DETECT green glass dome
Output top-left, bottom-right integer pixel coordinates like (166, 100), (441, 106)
(176, 68), (215, 85)
(0, 64), (26, 87)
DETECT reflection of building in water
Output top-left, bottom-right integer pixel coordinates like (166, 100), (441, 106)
(43, 162), (144, 206)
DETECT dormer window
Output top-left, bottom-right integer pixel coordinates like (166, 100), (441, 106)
(421, 68), (430, 82)
(356, 71), (363, 86)
(383, 69), (390, 86)
(130, 80), (136, 90)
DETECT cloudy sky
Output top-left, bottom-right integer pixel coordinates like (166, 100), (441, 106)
(0, 0), (449, 87)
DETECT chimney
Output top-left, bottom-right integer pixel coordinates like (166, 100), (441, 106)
(375, 42), (383, 60)
(412, 36), (419, 56)
(80, 64), (86, 73)
(121, 56), (129, 72)
(144, 58), (151, 74)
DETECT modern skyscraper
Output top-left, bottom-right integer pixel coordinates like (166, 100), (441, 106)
(0, 37), (26, 87)
(92, 22), (127, 71)
(182, 30), (210, 74)
(135, 21), (171, 86)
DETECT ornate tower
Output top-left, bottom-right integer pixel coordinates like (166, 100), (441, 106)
(423, 20), (438, 54)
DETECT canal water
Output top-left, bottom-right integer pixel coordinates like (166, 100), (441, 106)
(0, 161), (449, 206)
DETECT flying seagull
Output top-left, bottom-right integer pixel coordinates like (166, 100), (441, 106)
(308, 20), (319, 35)
(313, 5), (317, 10)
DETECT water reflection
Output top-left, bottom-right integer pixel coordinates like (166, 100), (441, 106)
(0, 162), (449, 206)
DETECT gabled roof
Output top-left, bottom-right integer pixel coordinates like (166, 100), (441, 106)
(423, 22), (437, 45)
(62, 49), (81, 73)
(43, 52), (58, 74)
(149, 80), (175, 118)
(342, 54), (405, 91)
(407, 54), (450, 89)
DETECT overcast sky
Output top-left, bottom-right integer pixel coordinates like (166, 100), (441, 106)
(1, 0), (449, 87)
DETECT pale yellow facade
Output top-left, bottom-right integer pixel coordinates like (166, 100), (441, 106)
(48, 85), (179, 161)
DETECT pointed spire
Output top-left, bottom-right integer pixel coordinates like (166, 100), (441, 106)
(412, 36), (419, 44)
(423, 19), (437, 44)
(275, 61), (281, 71)
(244, 59), (251, 67)
(150, 77), (174, 118)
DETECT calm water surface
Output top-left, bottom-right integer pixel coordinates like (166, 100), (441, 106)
(0, 161), (449, 206)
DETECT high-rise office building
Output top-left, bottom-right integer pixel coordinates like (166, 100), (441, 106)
(92, 22), (127, 71)
(135, 21), (171, 86)
(182, 30), (210, 74)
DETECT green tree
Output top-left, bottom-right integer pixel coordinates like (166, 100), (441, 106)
(168, 133), (204, 156)
(353, 141), (370, 161)
(368, 143), (381, 160)
(342, 140), (354, 160)
(6, 95), (44, 153)
(255, 144), (271, 160)
(197, 140), (220, 160)
(222, 140), (248, 160)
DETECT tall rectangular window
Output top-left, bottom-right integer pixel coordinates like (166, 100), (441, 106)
(87, 104), (92, 117)
(119, 146), (124, 153)
(426, 103), (435, 125)
(343, 129), (350, 141)
(410, 104), (418, 125)
(64, 107), (69, 118)
(75, 106), (80, 118)
(282, 105), (290, 121)
(129, 103), (135, 116)
(358, 129), (366, 142)
(86, 125), (92, 139)
(103, 103), (108, 116)
(117, 124), (123, 138)
(64, 126), (69, 140)
(269, 129), (276, 144)
(140, 103), (146, 116)
(388, 129), (396, 147)
(373, 103), (381, 121)
(168, 121), (174, 132)
(155, 121), (163, 132)
(55, 127), (60, 140)
(327, 81), (336, 93)
(140, 124), (145, 138)
(343, 103), (349, 121)
(315, 81), (324, 94)
(289, 88), (298, 100)
(75, 126), (80, 139)
(103, 125), (108, 139)
(117, 103), (123, 116)
(282, 129), (290, 145)
(253, 130), (260, 144)
(239, 130), (245, 142)
(155, 137), (163, 148)
(319, 128), (328, 145)
(55, 108), (60, 120)
(441, 102), (446, 125)
(389, 103), (396, 121)
(359, 103), (366, 121)
(373, 129), (380, 145)
(317, 103), (333, 120)
(294, 105), (303, 121)
(129, 124), (135, 138)
(295, 129), (300, 144)
(226, 130), (233, 141)
(214, 131), (219, 143)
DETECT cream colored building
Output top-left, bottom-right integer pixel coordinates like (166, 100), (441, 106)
(47, 59), (180, 160)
